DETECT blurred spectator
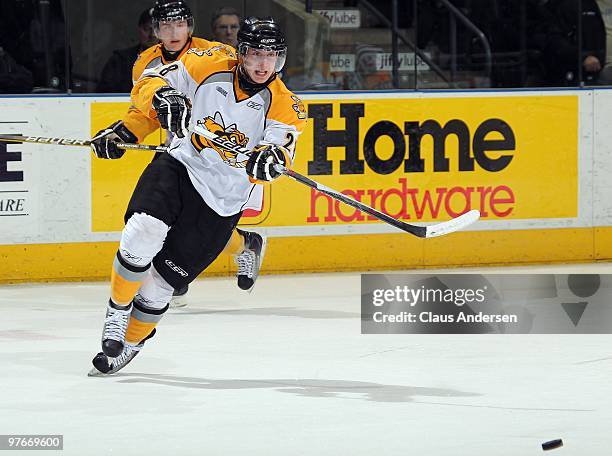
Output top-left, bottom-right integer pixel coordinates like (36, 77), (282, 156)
(0, 1), (35, 75)
(542, 0), (606, 85)
(97, 8), (157, 93)
(0, 0), (66, 91)
(210, 7), (240, 48)
(0, 46), (33, 93)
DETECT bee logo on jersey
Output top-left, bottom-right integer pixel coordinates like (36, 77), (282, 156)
(187, 46), (235, 59)
(291, 95), (307, 120)
(186, 48), (207, 57)
(191, 112), (250, 168)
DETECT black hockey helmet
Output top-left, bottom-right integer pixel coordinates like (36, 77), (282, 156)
(151, 1), (194, 37)
(237, 17), (287, 72)
(238, 17), (286, 51)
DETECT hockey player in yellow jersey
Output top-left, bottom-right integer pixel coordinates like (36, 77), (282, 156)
(89, 16), (306, 375)
(93, 1), (223, 149)
(91, 1), (263, 302)
(119, 1), (229, 145)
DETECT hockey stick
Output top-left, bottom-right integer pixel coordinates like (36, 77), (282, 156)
(4, 128), (479, 237)
(275, 165), (480, 238)
(0, 134), (168, 153)
(191, 125), (480, 238)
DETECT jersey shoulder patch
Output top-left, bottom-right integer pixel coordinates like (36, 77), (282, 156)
(266, 78), (307, 131)
(181, 46), (237, 84)
(185, 44), (236, 60)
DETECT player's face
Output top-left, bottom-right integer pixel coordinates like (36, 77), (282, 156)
(242, 48), (278, 83)
(213, 15), (240, 48)
(157, 20), (190, 51)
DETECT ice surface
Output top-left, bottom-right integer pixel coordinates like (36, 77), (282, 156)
(1, 265), (611, 455)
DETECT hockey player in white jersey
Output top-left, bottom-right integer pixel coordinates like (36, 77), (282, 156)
(90, 17), (306, 375)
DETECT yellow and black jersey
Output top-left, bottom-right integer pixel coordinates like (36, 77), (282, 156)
(123, 37), (233, 142)
(131, 37), (221, 85)
(131, 45), (307, 216)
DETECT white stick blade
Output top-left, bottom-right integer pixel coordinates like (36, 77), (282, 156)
(425, 209), (480, 238)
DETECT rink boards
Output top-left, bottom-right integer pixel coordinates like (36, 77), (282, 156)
(0, 89), (611, 282)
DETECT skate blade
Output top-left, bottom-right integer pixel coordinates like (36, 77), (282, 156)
(87, 366), (110, 377)
(169, 296), (188, 308)
(87, 351), (141, 377)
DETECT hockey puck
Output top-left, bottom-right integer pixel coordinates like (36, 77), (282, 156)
(542, 439), (563, 451)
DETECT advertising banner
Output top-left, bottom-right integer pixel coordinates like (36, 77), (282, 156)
(0, 90), (601, 281)
(90, 94), (579, 233)
(0, 98), (91, 245)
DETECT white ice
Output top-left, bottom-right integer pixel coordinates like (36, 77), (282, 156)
(1, 264), (611, 455)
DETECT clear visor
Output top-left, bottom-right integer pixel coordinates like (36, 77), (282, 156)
(153, 17), (194, 39)
(238, 43), (287, 73)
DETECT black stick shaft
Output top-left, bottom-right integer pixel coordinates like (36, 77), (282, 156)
(280, 167), (425, 237)
(0, 134), (166, 152)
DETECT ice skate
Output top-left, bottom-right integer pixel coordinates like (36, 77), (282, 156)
(101, 300), (132, 357)
(88, 329), (156, 376)
(235, 229), (267, 292)
(169, 284), (189, 308)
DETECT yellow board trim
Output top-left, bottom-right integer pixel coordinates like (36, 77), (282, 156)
(1, 227), (611, 283)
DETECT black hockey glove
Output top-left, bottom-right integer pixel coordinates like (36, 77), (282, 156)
(90, 121), (137, 159)
(152, 86), (191, 138)
(246, 144), (289, 182)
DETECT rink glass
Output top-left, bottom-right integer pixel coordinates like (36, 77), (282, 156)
(0, 0), (606, 93)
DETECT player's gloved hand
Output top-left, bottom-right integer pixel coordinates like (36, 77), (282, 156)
(246, 144), (290, 182)
(90, 121), (137, 159)
(152, 86), (191, 138)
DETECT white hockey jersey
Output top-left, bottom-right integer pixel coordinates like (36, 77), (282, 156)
(131, 45), (307, 216)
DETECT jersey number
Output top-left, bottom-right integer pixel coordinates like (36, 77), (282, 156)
(284, 132), (297, 154)
(159, 63), (179, 76)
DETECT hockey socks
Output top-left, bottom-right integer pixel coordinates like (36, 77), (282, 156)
(102, 251), (151, 357)
(110, 251), (150, 306)
(125, 298), (168, 345)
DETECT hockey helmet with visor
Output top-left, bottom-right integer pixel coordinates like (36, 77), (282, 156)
(151, 1), (194, 39)
(237, 17), (287, 75)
